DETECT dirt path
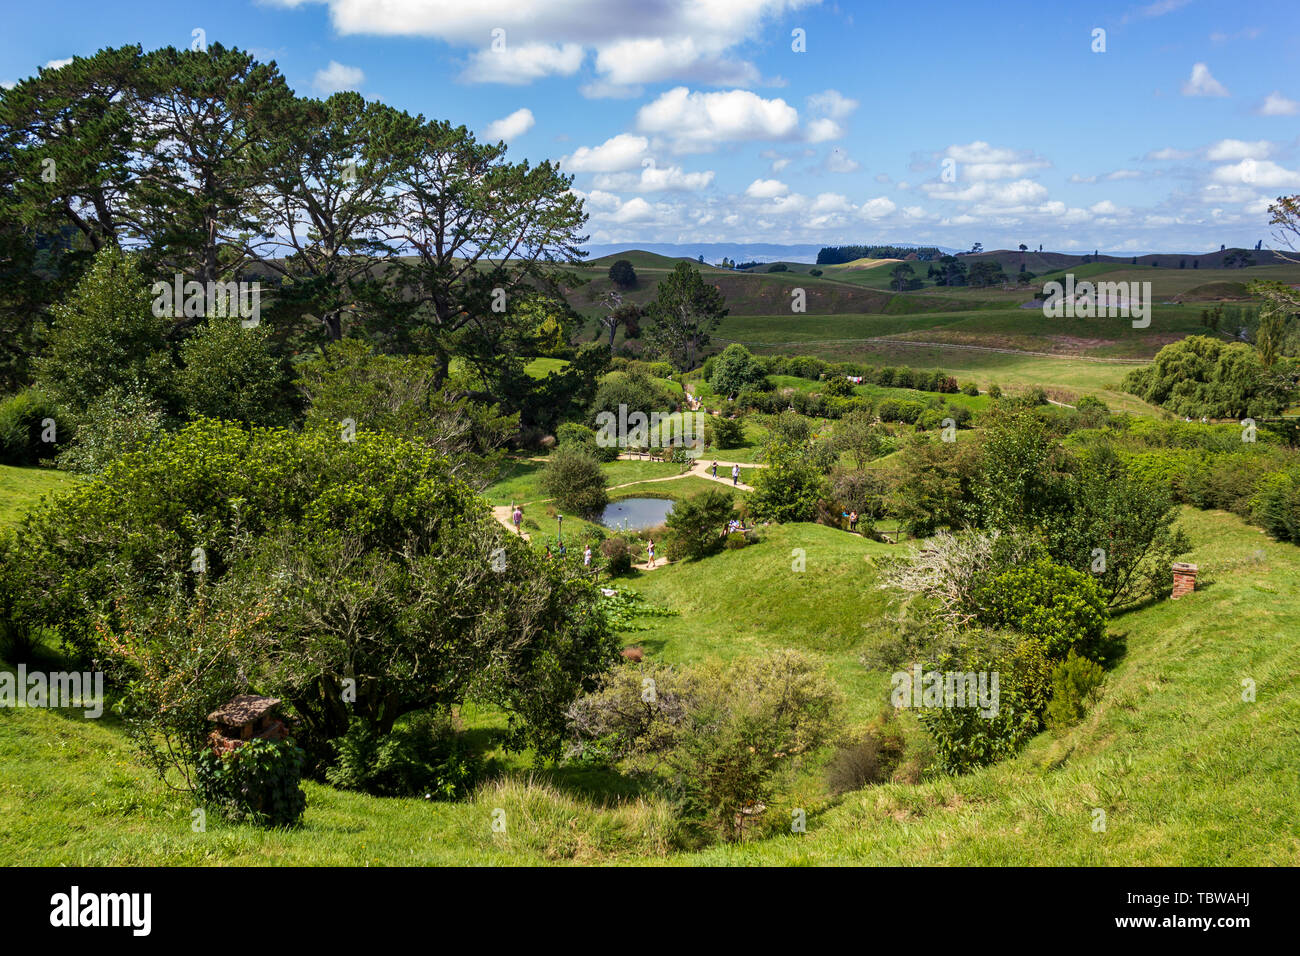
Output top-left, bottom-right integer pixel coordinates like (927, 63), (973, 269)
(492, 505), (531, 541)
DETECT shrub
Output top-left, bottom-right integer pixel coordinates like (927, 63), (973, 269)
(600, 536), (635, 575)
(823, 376), (855, 398)
(974, 560), (1108, 659)
(708, 415), (746, 449)
(55, 388), (166, 475)
(825, 723), (906, 794)
(916, 634), (1054, 775)
(0, 388), (63, 465)
(177, 316), (291, 426)
(540, 444), (609, 516)
(709, 344), (769, 396)
(1252, 467), (1300, 542)
(665, 489), (734, 560)
(724, 531), (748, 550)
(749, 439), (826, 523)
(809, 268), (823, 277)
(557, 420), (618, 462)
(326, 711), (481, 799)
(1044, 650), (1106, 734)
(961, 382), (979, 396)
(987, 383), (1003, 399)
(766, 263), (788, 273)
(194, 737), (307, 827)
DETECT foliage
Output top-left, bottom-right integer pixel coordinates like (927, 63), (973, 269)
(1252, 467), (1300, 542)
(177, 316), (292, 426)
(1122, 335), (1297, 419)
(973, 560), (1108, 659)
(55, 388), (165, 475)
(749, 437), (826, 523)
(1044, 650), (1106, 734)
(644, 263), (728, 371)
(599, 535), (635, 575)
(607, 259), (637, 288)
(915, 633), (1054, 775)
(890, 437), (981, 536)
(0, 388), (63, 465)
(325, 712), (481, 799)
(707, 415), (746, 449)
(540, 444), (609, 516)
(32, 247), (175, 415)
(665, 489), (734, 560)
(708, 344), (768, 396)
(194, 738), (307, 828)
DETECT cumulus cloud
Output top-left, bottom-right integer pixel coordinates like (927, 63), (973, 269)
(462, 43), (583, 84)
(923, 179), (1049, 205)
(1210, 159), (1300, 189)
(594, 163), (715, 192)
(1181, 62), (1229, 97)
(269, 0), (806, 88)
(745, 178), (790, 199)
(806, 89), (858, 120)
(1144, 147), (1193, 161)
(859, 196), (897, 219)
(482, 108), (535, 142)
(1205, 139), (1271, 161)
(941, 141), (1050, 181)
(562, 133), (649, 172)
(313, 60), (364, 93)
(1255, 91), (1298, 116)
(636, 87), (800, 153)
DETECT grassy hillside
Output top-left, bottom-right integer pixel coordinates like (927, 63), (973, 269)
(2, 506), (1297, 865)
(0, 466), (76, 528)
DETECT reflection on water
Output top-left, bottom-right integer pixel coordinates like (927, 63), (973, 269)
(599, 497), (674, 531)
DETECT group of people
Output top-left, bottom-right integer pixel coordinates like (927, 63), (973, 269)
(709, 461), (742, 485)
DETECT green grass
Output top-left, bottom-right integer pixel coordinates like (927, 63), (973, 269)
(0, 465), (77, 527)
(2, 507), (1299, 864)
(484, 456), (686, 507)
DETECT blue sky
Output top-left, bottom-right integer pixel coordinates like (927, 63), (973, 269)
(4, 0), (1299, 253)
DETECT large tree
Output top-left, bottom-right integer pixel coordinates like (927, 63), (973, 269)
(645, 262), (728, 371)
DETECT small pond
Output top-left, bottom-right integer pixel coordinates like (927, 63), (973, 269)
(599, 497), (674, 531)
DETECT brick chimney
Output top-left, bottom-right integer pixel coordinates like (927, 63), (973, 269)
(1171, 562), (1198, 599)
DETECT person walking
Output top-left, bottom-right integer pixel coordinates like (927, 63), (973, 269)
(511, 505), (523, 535)
(849, 510), (858, 533)
(583, 544), (592, 568)
(731, 464), (740, 486)
(711, 460), (718, 479)
(646, 538), (656, 569)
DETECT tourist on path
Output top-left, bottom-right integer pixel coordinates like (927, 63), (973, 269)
(849, 511), (858, 533)
(731, 464), (740, 485)
(512, 505), (523, 534)
(711, 460), (718, 479)
(646, 538), (656, 569)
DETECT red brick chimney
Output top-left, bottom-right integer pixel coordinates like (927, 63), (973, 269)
(1171, 562), (1198, 599)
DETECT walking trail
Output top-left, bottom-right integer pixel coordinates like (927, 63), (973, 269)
(489, 456), (764, 541)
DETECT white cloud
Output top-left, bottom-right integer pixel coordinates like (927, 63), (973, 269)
(594, 163), (715, 192)
(805, 118), (843, 143)
(1256, 91), (1299, 116)
(859, 196), (897, 220)
(313, 60), (364, 93)
(1144, 147), (1193, 161)
(610, 197), (657, 223)
(745, 178), (790, 199)
(770, 158), (792, 172)
(562, 133), (650, 172)
(1205, 139), (1271, 161)
(806, 89), (858, 120)
(482, 108), (536, 142)
(1069, 174), (1098, 184)
(942, 141), (1050, 181)
(43, 58), (73, 70)
(462, 43), (583, 84)
(579, 81), (643, 99)
(276, 0), (806, 89)
(1105, 170), (1142, 181)
(825, 148), (860, 173)
(1181, 62), (1229, 97)
(636, 87), (800, 153)
(1211, 159), (1300, 189)
(923, 179), (1049, 205)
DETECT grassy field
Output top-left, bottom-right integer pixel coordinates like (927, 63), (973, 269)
(3, 505), (1298, 865)
(0, 465), (76, 527)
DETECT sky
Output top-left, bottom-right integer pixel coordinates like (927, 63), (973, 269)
(3, 0), (1299, 254)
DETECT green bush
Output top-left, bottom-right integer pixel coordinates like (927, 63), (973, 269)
(916, 635), (1054, 775)
(539, 444), (609, 516)
(1044, 650), (1106, 734)
(194, 737), (307, 828)
(724, 531), (748, 550)
(55, 388), (166, 475)
(709, 344), (769, 396)
(600, 535), (634, 575)
(0, 388), (63, 464)
(1252, 467), (1300, 542)
(974, 560), (1108, 659)
(823, 376), (855, 398)
(326, 712), (481, 799)
(665, 489), (734, 560)
(707, 415), (746, 449)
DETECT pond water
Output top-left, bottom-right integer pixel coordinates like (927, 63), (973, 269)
(599, 497), (674, 531)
